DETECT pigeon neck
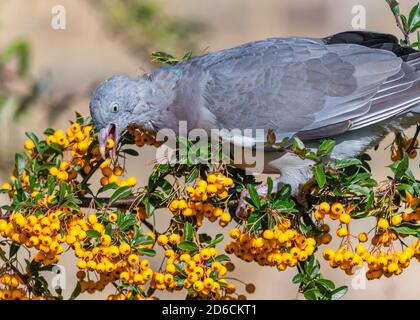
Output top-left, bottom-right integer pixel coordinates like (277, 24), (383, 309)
(149, 65), (217, 134)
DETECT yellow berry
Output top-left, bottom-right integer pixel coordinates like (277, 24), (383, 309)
(319, 202), (330, 214)
(24, 139), (36, 150)
(229, 228), (241, 239)
(193, 281), (204, 292)
(200, 248), (211, 261)
(262, 229), (274, 240)
(127, 254), (139, 266)
(358, 232), (368, 243)
(119, 243), (131, 255)
(336, 227), (348, 237)
(126, 177), (137, 187)
(331, 203), (344, 215)
(76, 260), (87, 269)
(105, 214), (117, 224)
(157, 235), (169, 246)
(71, 123), (81, 133)
(57, 171), (69, 181)
(1, 183), (12, 191)
(339, 213), (351, 224)
(322, 248), (335, 261)
(113, 166), (124, 177)
(220, 212), (231, 223)
(88, 214), (98, 225)
(105, 139), (115, 149)
(377, 218), (389, 231)
(207, 174), (217, 184)
(391, 215), (402, 226)
(168, 234), (180, 245)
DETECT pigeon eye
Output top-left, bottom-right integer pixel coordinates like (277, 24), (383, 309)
(111, 103), (120, 113)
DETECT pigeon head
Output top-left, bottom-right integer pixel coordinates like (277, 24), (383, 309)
(90, 75), (149, 158)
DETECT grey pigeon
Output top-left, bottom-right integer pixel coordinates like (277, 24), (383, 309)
(90, 31), (420, 193)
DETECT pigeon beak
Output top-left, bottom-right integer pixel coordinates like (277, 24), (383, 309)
(98, 123), (119, 159)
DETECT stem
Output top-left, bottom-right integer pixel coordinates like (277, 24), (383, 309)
(389, 3), (411, 45)
(78, 196), (138, 209)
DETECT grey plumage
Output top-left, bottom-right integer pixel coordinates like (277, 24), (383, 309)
(90, 35), (420, 193)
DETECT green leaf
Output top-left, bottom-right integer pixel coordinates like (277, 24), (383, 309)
(47, 175), (55, 194)
(134, 235), (154, 246)
(138, 248), (156, 257)
(246, 184), (261, 208)
(144, 196), (155, 217)
(15, 153), (25, 179)
(276, 184), (291, 199)
(408, 3), (420, 32)
(335, 158), (362, 169)
(246, 210), (262, 233)
(97, 183), (119, 194)
(386, 0), (400, 14)
(118, 214), (138, 231)
(9, 243), (20, 258)
(390, 223), (420, 235)
(349, 184), (370, 196)
(109, 186), (132, 205)
(175, 263), (187, 276)
(401, 15), (409, 34)
(121, 148), (139, 156)
(2, 40), (30, 75)
(330, 286), (348, 300)
(317, 139), (335, 156)
(394, 153), (409, 180)
(214, 254), (231, 262)
(267, 177), (273, 195)
(293, 137), (305, 149)
(183, 222), (194, 242)
(292, 273), (305, 284)
(309, 263), (320, 279)
(178, 241), (199, 252)
(364, 191), (375, 210)
(25, 132), (39, 145)
(304, 288), (320, 300)
(86, 230), (101, 239)
(206, 234), (224, 247)
(69, 282), (81, 300)
(209, 269), (218, 280)
(316, 279), (335, 290)
(314, 166), (326, 188)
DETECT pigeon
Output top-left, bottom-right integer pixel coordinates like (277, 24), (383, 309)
(90, 31), (420, 193)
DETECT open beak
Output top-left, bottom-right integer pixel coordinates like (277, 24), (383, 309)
(99, 123), (119, 159)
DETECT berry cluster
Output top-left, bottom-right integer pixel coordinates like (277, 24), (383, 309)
(168, 174), (234, 227)
(0, 273), (50, 300)
(126, 125), (161, 148)
(67, 214), (157, 299)
(225, 220), (316, 271)
(156, 247), (245, 300)
(317, 199), (420, 279)
(0, 212), (65, 266)
(98, 159), (137, 188)
(0, 274), (26, 300)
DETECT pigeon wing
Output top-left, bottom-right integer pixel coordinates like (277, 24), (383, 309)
(195, 37), (405, 144)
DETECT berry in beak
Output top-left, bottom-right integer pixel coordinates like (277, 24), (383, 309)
(99, 123), (118, 159)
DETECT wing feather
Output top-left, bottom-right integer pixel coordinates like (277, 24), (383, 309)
(186, 37), (418, 145)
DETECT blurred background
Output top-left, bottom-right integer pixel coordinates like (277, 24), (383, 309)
(0, 0), (419, 299)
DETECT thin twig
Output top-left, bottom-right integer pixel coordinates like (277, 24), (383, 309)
(388, 3), (411, 45)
